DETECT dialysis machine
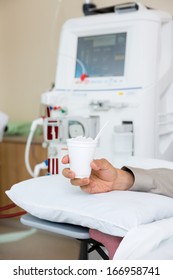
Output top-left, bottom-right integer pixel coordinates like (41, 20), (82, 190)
(26, 2), (173, 177)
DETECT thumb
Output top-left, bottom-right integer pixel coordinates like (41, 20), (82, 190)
(91, 159), (110, 171)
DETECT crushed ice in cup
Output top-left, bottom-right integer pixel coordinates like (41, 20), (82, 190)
(69, 136), (94, 142)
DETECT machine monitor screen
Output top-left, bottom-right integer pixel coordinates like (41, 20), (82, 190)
(75, 33), (127, 78)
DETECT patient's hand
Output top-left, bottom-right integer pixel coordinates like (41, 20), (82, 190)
(62, 156), (134, 194)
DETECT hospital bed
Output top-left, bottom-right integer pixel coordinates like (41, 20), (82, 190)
(6, 157), (173, 260)
(20, 214), (110, 260)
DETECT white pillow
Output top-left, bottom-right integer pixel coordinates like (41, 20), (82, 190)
(6, 173), (173, 237)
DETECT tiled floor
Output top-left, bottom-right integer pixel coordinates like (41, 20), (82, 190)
(0, 218), (80, 260)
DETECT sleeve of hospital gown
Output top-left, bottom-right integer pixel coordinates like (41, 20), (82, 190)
(122, 167), (173, 198)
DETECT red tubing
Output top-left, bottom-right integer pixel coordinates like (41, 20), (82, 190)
(0, 203), (16, 212)
(0, 211), (26, 219)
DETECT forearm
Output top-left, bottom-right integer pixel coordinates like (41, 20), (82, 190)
(123, 166), (173, 198)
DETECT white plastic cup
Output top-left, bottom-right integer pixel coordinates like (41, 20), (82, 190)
(67, 138), (97, 178)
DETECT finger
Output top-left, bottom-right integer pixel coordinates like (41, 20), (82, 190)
(80, 184), (92, 193)
(61, 155), (70, 164)
(80, 182), (97, 194)
(62, 168), (75, 179)
(70, 177), (90, 187)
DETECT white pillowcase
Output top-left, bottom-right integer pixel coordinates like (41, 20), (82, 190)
(6, 173), (173, 237)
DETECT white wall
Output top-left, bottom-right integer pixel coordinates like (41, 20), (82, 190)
(0, 0), (173, 121)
